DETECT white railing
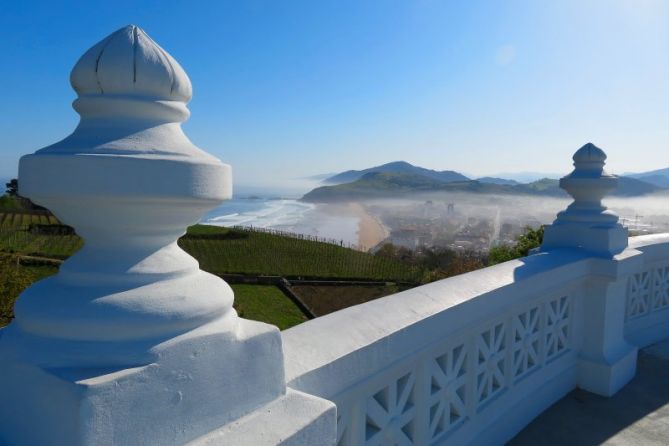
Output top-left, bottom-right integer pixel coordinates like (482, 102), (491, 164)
(282, 236), (669, 445)
(625, 234), (669, 347)
(279, 140), (669, 445)
(282, 250), (589, 444)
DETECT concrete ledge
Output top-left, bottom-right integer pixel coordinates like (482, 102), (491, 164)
(577, 347), (638, 396)
(188, 389), (336, 446)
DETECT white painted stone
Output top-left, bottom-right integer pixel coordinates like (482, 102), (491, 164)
(541, 143), (628, 257)
(284, 250), (592, 444)
(0, 25), (334, 445)
(2, 24), (667, 446)
(71, 25), (191, 102)
(281, 144), (669, 443)
(539, 143), (637, 396)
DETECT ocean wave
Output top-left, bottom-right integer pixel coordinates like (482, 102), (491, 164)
(204, 199), (316, 229)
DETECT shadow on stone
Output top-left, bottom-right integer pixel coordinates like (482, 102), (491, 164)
(510, 341), (669, 445)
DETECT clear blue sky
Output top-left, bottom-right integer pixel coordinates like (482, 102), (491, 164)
(1, 0), (668, 189)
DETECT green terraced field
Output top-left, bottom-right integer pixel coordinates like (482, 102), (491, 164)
(179, 225), (419, 281)
(0, 212), (82, 259)
(0, 213), (417, 281)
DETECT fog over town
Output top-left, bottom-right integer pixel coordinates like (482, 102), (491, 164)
(361, 192), (669, 252)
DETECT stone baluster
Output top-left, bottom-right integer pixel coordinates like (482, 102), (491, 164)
(541, 142), (628, 256)
(542, 143), (637, 396)
(0, 25), (334, 445)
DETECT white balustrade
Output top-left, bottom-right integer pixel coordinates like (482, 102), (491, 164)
(282, 144), (669, 445)
(2, 24), (669, 446)
(283, 254), (586, 445)
(624, 234), (669, 346)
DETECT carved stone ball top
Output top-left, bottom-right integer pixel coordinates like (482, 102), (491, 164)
(70, 25), (192, 102)
(31, 25), (222, 163)
(573, 142), (606, 163)
(569, 142), (611, 177)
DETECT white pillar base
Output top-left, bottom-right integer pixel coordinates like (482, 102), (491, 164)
(190, 389), (336, 446)
(542, 222), (628, 257)
(0, 317), (335, 446)
(577, 345), (638, 397)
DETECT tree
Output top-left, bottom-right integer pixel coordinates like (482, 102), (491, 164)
(489, 226), (544, 265)
(376, 243), (485, 283)
(0, 255), (33, 326)
(5, 179), (18, 197)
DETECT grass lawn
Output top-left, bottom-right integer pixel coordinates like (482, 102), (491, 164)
(1, 271), (308, 330)
(231, 284), (308, 330)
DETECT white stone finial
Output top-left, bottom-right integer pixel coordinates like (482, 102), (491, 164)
(11, 25), (233, 363)
(0, 25), (333, 446)
(573, 142), (606, 168)
(541, 143), (628, 256)
(35, 24), (214, 160)
(70, 24), (192, 102)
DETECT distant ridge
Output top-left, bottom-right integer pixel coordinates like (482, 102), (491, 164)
(302, 170), (664, 202)
(323, 161), (469, 185)
(476, 177), (520, 186)
(626, 167), (669, 188)
(484, 171), (563, 183)
(301, 173), (337, 181)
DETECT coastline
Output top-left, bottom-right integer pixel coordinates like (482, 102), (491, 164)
(348, 202), (389, 251)
(311, 202), (389, 251)
(204, 197), (389, 251)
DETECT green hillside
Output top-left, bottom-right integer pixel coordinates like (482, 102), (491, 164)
(303, 172), (515, 202)
(324, 161), (469, 184)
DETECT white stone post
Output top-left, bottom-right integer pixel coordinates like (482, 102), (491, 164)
(541, 142), (628, 256)
(542, 143), (637, 396)
(0, 25), (334, 445)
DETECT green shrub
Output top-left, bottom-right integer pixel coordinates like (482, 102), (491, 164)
(489, 226), (544, 265)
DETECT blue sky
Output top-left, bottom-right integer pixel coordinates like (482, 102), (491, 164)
(1, 0), (668, 190)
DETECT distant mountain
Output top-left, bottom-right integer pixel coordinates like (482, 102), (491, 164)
(476, 177), (520, 186)
(484, 171), (563, 183)
(302, 173), (337, 181)
(626, 167), (669, 188)
(612, 176), (663, 196)
(303, 172), (510, 202)
(628, 174), (669, 188)
(517, 176), (663, 197)
(323, 161), (469, 185)
(302, 172), (664, 202)
(522, 178), (561, 194)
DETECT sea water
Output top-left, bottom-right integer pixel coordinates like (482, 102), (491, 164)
(202, 195), (360, 247)
(204, 197), (315, 229)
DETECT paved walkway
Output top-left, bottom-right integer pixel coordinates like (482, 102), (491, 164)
(510, 340), (669, 445)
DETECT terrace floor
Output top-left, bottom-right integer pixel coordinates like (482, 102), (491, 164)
(510, 339), (669, 445)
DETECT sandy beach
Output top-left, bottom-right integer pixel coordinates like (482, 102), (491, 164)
(348, 202), (389, 251)
(309, 202), (389, 251)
